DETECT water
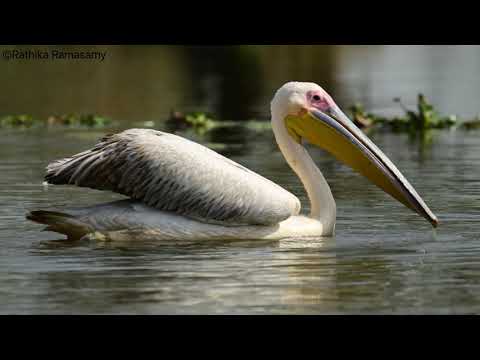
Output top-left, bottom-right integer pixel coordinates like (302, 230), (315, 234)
(1, 45), (480, 314)
(1, 126), (479, 314)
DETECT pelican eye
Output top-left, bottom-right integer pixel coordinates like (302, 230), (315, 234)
(312, 95), (321, 101)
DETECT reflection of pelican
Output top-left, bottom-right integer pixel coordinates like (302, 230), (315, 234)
(27, 82), (438, 241)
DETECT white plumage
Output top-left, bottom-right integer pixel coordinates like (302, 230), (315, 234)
(44, 129), (300, 226)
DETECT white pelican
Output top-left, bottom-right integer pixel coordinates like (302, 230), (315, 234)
(27, 82), (438, 241)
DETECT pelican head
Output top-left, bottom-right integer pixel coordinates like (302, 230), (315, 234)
(271, 81), (438, 227)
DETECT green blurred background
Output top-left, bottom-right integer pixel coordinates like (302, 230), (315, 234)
(1, 45), (479, 122)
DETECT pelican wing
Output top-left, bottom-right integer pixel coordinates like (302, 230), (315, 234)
(44, 129), (300, 226)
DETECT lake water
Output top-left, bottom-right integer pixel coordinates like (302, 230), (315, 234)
(1, 45), (479, 314)
(1, 126), (479, 314)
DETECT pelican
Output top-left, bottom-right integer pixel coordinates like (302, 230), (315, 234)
(27, 82), (438, 241)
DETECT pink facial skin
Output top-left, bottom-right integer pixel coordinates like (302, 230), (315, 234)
(306, 90), (335, 113)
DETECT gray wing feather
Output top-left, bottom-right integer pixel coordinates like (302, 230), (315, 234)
(44, 129), (300, 225)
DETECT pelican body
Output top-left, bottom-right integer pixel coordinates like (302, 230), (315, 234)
(27, 82), (438, 241)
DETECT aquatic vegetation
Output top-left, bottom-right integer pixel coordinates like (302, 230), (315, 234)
(166, 112), (275, 137)
(166, 110), (216, 135)
(349, 103), (384, 129)
(0, 114), (36, 128)
(47, 114), (112, 127)
(349, 94), (479, 133)
(388, 95), (457, 132)
(185, 112), (216, 130)
(3, 95), (479, 136)
(461, 117), (480, 130)
(0, 113), (112, 128)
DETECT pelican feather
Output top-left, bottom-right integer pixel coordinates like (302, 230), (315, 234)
(44, 129), (301, 226)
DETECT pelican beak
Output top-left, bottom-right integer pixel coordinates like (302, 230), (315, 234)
(285, 106), (439, 227)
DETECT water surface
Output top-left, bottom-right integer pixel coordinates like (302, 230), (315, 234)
(1, 126), (479, 314)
